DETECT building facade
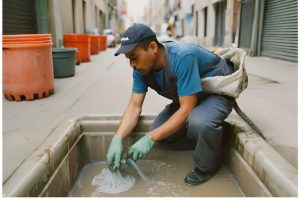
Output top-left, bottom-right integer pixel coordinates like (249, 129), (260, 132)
(155, 0), (297, 62)
(193, 0), (297, 62)
(192, 0), (239, 48)
(3, 0), (123, 47)
(3, 0), (297, 62)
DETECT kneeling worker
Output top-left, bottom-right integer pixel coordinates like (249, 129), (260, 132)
(106, 23), (233, 185)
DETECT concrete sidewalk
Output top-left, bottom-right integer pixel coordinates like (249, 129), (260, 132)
(2, 47), (297, 183)
(232, 56), (298, 167)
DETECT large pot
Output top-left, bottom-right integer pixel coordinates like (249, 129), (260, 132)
(3, 34), (54, 101)
(63, 34), (91, 63)
(52, 48), (77, 78)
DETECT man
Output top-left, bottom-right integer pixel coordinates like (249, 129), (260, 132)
(106, 23), (233, 185)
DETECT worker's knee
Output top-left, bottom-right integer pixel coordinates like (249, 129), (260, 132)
(187, 114), (211, 141)
(187, 112), (224, 143)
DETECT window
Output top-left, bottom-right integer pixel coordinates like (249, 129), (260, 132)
(204, 7), (207, 37)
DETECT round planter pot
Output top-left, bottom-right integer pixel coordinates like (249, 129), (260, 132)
(52, 48), (77, 78)
(3, 43), (54, 101)
(99, 35), (107, 51)
(63, 34), (91, 63)
(90, 35), (100, 55)
(3, 34), (51, 40)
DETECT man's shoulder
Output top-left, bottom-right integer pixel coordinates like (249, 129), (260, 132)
(167, 41), (198, 51)
(168, 42), (216, 63)
(167, 42), (204, 58)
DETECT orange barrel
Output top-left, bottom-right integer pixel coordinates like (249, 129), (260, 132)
(98, 35), (104, 52)
(3, 34), (54, 101)
(98, 35), (104, 51)
(90, 35), (100, 55)
(3, 39), (52, 44)
(99, 35), (107, 51)
(3, 34), (51, 42)
(63, 34), (91, 62)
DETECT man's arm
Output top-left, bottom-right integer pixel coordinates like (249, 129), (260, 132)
(116, 93), (146, 139)
(148, 94), (198, 141)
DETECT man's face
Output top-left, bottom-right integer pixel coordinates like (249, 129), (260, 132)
(125, 42), (157, 75)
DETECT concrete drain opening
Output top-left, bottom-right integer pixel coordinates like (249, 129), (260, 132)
(3, 115), (297, 197)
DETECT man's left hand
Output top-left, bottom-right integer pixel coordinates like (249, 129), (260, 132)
(128, 135), (155, 161)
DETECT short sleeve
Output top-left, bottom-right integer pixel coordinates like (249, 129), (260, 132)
(132, 69), (148, 93)
(175, 55), (203, 96)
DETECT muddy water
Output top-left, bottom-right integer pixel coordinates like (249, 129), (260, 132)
(69, 150), (243, 197)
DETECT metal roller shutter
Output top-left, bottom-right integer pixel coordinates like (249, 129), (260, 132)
(3, 0), (37, 34)
(238, 0), (255, 50)
(214, 0), (227, 46)
(261, 0), (298, 62)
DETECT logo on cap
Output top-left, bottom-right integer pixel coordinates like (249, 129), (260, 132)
(121, 37), (129, 41)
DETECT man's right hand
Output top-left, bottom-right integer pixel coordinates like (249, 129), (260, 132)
(106, 134), (123, 171)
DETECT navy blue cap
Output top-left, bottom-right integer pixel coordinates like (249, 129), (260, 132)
(114, 23), (156, 56)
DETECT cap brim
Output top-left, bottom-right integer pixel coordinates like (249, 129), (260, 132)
(114, 42), (138, 56)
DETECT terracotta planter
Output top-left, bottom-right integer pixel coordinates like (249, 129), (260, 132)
(3, 34), (52, 43)
(3, 34), (51, 38)
(63, 34), (91, 63)
(52, 48), (77, 78)
(3, 34), (51, 40)
(3, 34), (52, 44)
(3, 35), (54, 101)
(99, 35), (107, 51)
(90, 35), (100, 55)
(3, 40), (52, 45)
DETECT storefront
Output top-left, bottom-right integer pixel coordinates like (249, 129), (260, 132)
(3, 0), (49, 35)
(260, 0), (297, 62)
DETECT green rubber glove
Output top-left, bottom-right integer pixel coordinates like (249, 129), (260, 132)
(129, 135), (155, 161)
(106, 135), (123, 171)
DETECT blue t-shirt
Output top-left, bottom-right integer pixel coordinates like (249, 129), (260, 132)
(132, 42), (229, 96)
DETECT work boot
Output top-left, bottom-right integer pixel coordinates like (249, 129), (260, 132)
(184, 167), (215, 185)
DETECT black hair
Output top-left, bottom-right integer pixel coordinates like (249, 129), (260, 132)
(137, 36), (163, 51)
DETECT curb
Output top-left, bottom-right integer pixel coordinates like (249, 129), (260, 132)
(226, 118), (297, 197)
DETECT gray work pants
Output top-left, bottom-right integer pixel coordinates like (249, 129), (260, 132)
(150, 94), (233, 173)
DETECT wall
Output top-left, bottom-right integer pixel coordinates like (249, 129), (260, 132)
(84, 0), (99, 32)
(143, 0), (166, 33)
(180, 0), (194, 36)
(48, 0), (63, 47)
(95, 0), (107, 32)
(59, 0), (74, 33)
(194, 0), (238, 48)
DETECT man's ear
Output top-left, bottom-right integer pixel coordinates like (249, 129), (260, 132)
(149, 41), (158, 53)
